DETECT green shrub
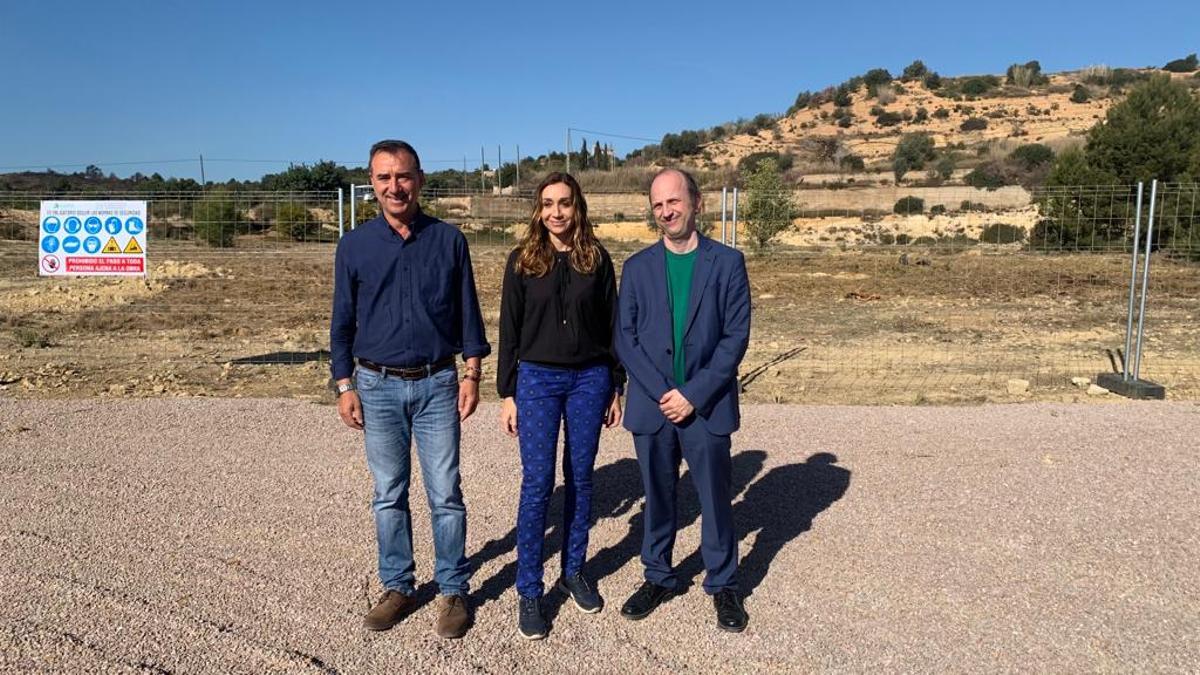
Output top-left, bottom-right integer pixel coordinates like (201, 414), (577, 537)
(837, 116), (853, 128)
(1163, 53), (1198, 73)
(742, 158), (797, 250)
(930, 204), (947, 215)
(834, 86), (853, 107)
(1070, 84), (1090, 103)
(738, 151), (794, 174)
(1006, 61), (1049, 87)
(661, 130), (702, 157)
(789, 90), (816, 114)
(979, 223), (1026, 243)
(893, 196), (925, 214)
(913, 107), (929, 123)
(839, 155), (865, 171)
(934, 155), (957, 179)
(923, 72), (942, 90)
(960, 200), (989, 212)
(892, 133), (936, 181)
(902, 60), (929, 81)
(1009, 143), (1055, 169)
(192, 197), (242, 247)
(960, 75), (1000, 96)
(912, 235), (938, 246)
(933, 107), (950, 119)
(875, 111), (904, 127)
(960, 117), (988, 131)
(964, 163), (1007, 189)
(863, 68), (893, 96)
(273, 202), (320, 241)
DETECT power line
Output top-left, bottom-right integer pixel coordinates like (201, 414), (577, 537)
(567, 127), (660, 143)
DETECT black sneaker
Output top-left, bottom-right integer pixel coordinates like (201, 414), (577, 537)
(557, 572), (603, 613)
(517, 596), (547, 640)
(619, 581), (677, 620)
(713, 589), (748, 633)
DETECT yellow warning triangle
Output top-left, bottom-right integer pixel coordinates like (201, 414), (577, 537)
(102, 236), (121, 254)
(122, 238), (143, 254)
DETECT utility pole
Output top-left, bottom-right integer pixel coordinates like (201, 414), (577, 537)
(515, 144), (520, 191)
(497, 145), (502, 192)
(463, 156), (468, 190)
(199, 154), (206, 190)
(480, 146), (485, 192)
(565, 128), (571, 174)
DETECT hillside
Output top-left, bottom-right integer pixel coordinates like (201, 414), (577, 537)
(654, 62), (1200, 184)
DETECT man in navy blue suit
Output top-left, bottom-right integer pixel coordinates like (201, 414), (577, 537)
(615, 168), (751, 633)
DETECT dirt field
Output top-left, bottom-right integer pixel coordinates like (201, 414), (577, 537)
(2, 237), (1199, 405)
(2, 399), (1197, 672)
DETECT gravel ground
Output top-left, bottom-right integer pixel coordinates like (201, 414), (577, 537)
(1, 399), (1197, 673)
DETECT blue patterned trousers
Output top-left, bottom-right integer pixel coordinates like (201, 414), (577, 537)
(515, 362), (612, 598)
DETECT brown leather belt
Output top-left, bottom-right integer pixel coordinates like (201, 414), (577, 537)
(357, 357), (455, 380)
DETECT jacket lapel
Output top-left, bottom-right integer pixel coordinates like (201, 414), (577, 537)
(683, 235), (715, 338)
(648, 240), (672, 338)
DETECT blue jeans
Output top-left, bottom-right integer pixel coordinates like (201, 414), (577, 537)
(356, 364), (469, 596)
(515, 362), (613, 598)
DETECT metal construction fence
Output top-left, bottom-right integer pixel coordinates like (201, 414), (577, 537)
(1, 183), (1197, 402)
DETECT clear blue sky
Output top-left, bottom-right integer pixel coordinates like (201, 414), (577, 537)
(1, 0), (1196, 182)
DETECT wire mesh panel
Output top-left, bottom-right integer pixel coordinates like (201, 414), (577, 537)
(1, 185), (1197, 403)
(719, 183), (1200, 403)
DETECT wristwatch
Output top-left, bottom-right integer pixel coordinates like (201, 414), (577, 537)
(335, 381), (356, 396)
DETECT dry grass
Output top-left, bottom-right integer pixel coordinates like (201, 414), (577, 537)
(2, 238), (1198, 404)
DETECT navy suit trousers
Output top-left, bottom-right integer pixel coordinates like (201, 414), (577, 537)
(633, 419), (737, 594)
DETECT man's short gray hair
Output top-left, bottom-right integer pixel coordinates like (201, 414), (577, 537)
(369, 139), (422, 172)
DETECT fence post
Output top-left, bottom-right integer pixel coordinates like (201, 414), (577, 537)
(721, 187), (728, 245)
(1097, 180), (1166, 399)
(1122, 182), (1143, 380)
(350, 184), (357, 230)
(731, 188), (738, 249)
(337, 187), (344, 239)
(1133, 179), (1157, 380)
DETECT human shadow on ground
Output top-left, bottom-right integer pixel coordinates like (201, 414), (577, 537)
(587, 450), (768, 593)
(469, 450), (767, 624)
(469, 456), (644, 618)
(676, 451), (851, 598)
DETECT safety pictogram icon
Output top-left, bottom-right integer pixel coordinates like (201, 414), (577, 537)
(102, 236), (122, 254)
(122, 238), (143, 254)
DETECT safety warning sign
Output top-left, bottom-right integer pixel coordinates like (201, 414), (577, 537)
(39, 201), (147, 277)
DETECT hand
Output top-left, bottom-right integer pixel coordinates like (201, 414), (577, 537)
(658, 389), (694, 424)
(337, 390), (363, 430)
(500, 396), (518, 437)
(605, 392), (623, 428)
(458, 378), (480, 422)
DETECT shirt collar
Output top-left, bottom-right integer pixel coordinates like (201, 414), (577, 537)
(371, 207), (432, 241)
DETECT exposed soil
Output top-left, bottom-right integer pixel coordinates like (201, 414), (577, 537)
(2, 238), (1198, 404)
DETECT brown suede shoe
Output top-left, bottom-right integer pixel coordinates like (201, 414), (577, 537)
(363, 590), (417, 631)
(434, 594), (470, 639)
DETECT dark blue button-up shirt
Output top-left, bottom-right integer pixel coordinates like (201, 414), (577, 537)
(330, 211), (491, 380)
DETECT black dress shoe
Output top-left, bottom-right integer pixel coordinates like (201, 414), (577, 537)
(620, 581), (677, 620)
(713, 589), (748, 633)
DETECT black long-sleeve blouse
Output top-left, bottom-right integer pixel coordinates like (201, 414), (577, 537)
(496, 245), (626, 398)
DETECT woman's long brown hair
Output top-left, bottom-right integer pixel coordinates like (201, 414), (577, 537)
(513, 172), (600, 277)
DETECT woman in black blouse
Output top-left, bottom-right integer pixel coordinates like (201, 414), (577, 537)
(497, 172), (624, 639)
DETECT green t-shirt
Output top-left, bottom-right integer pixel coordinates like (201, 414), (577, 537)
(665, 248), (697, 385)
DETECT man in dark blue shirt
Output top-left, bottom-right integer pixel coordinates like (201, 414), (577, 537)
(330, 139), (490, 640)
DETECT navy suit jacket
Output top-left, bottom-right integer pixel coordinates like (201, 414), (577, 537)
(616, 235), (751, 436)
